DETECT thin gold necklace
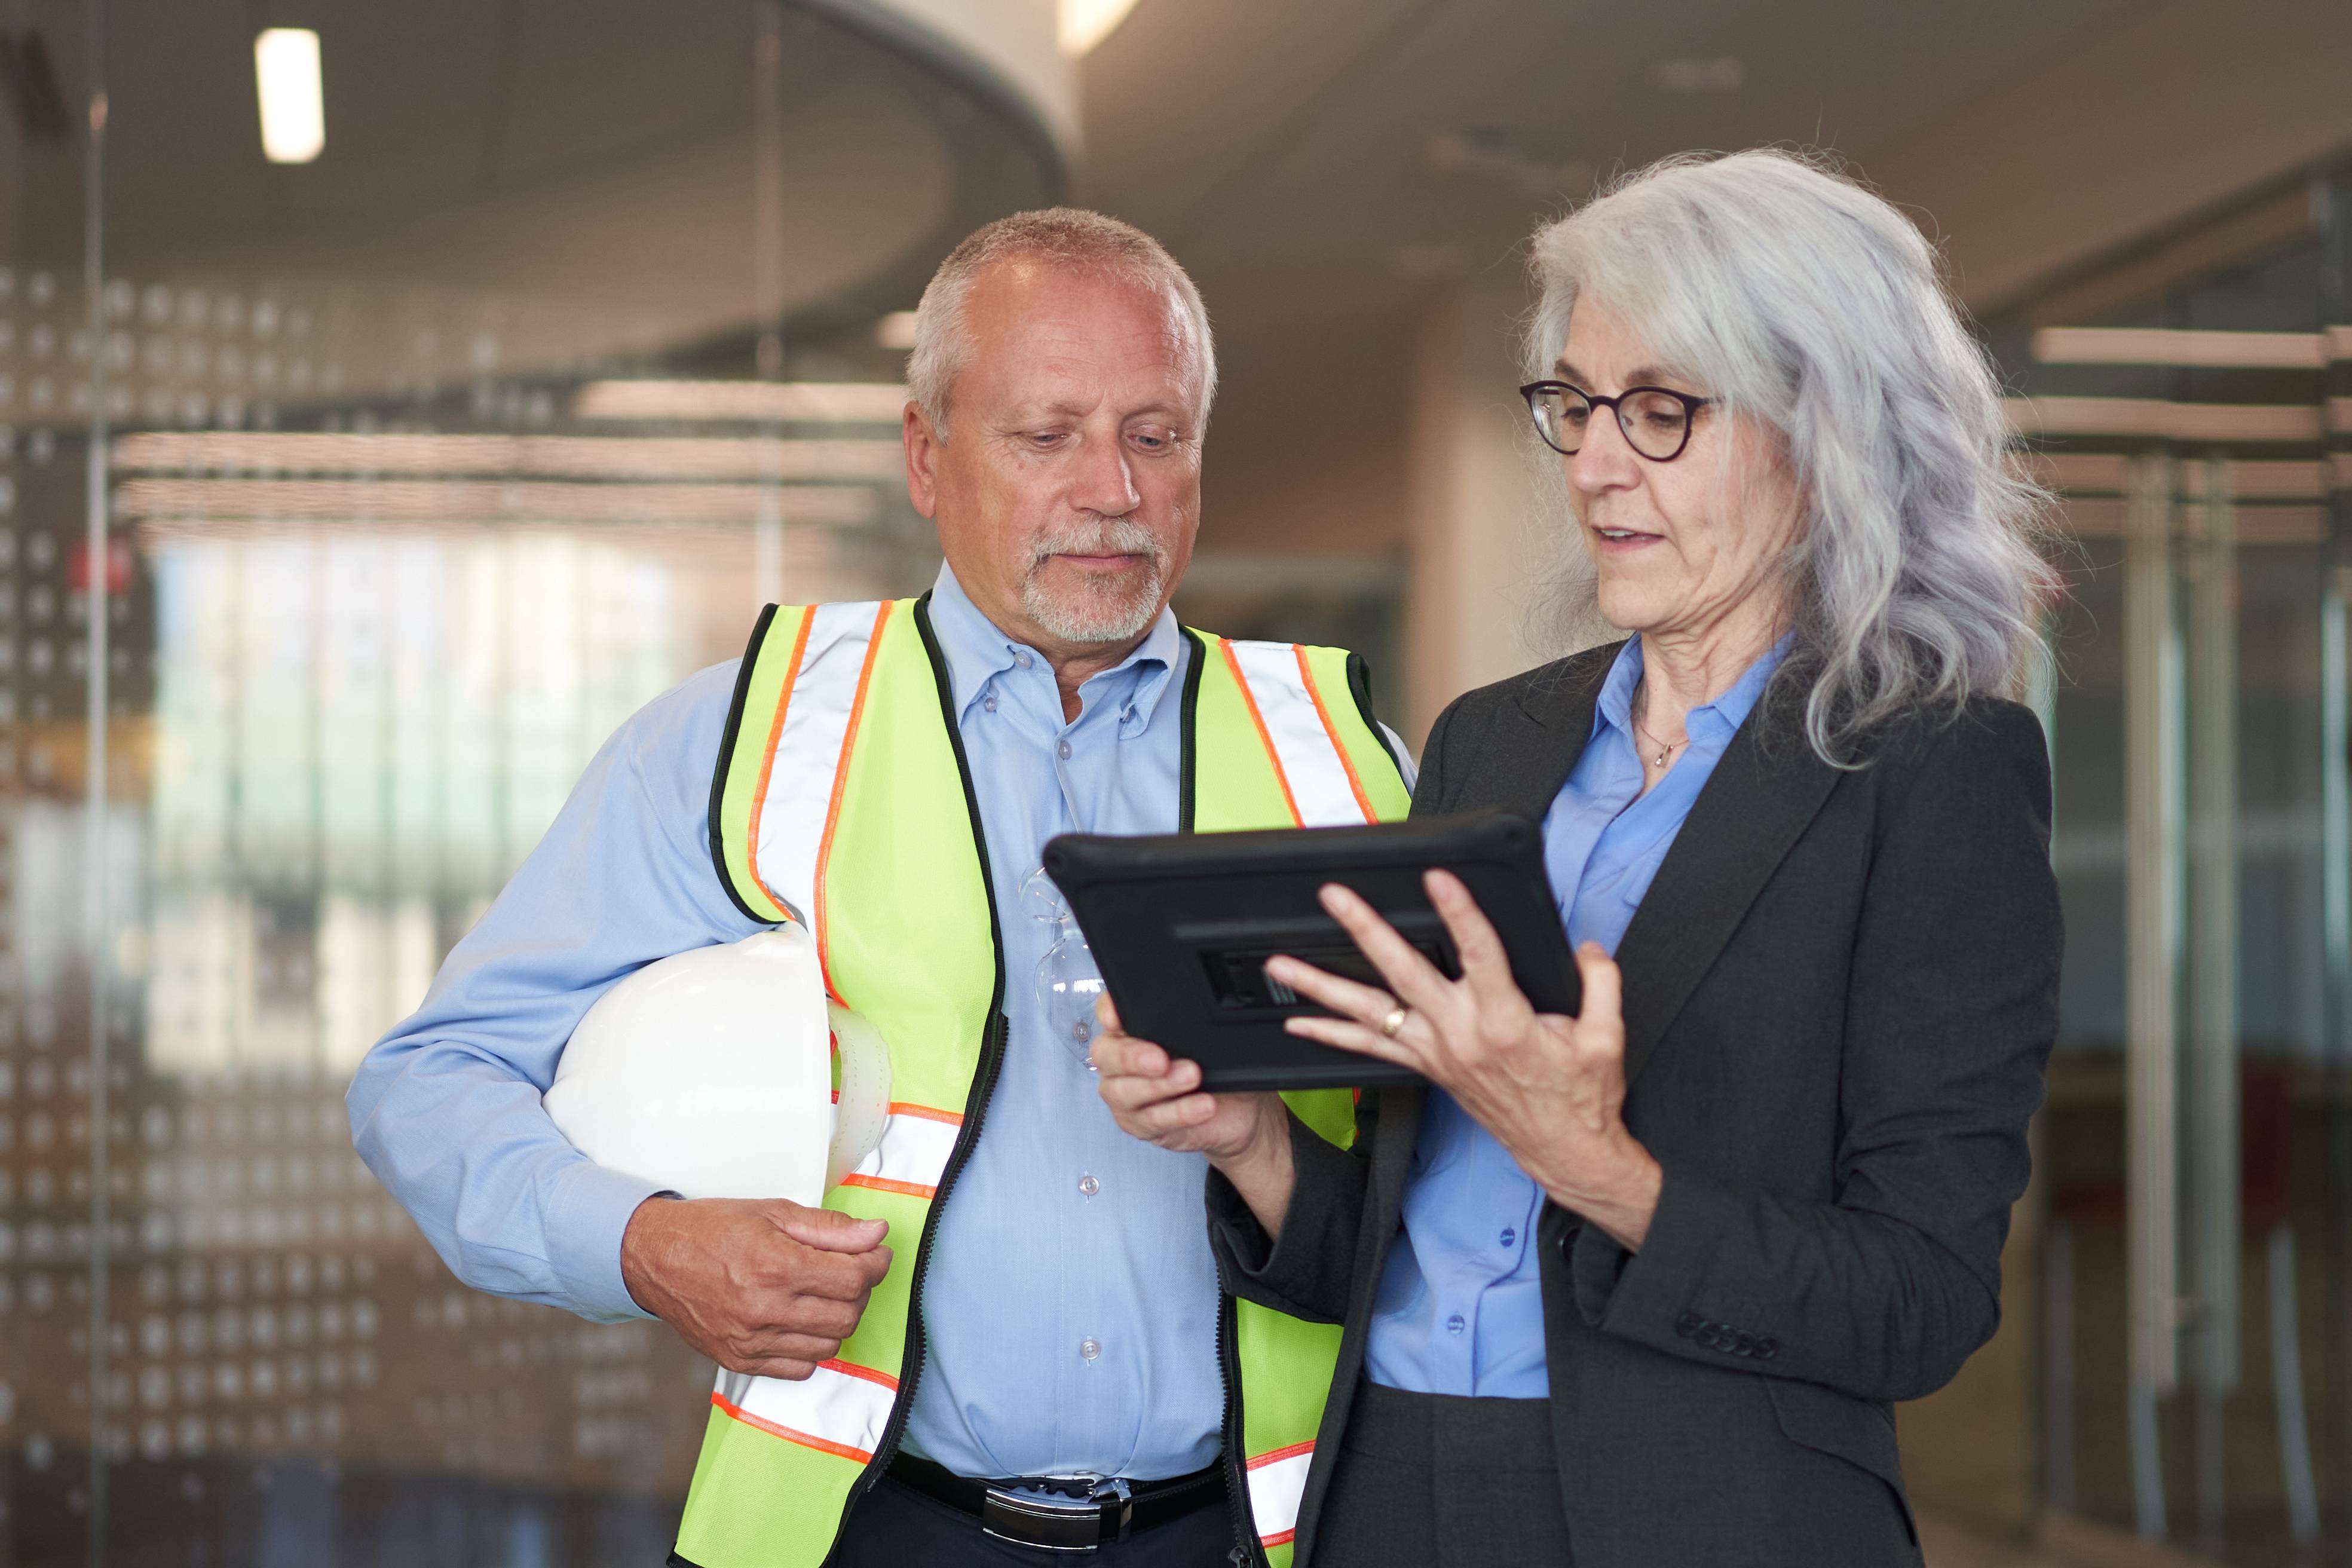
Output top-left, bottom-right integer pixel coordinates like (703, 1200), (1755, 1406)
(1631, 684), (1687, 769)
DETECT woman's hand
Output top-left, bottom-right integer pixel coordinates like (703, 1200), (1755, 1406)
(1269, 870), (1662, 1251)
(1092, 994), (1299, 1238)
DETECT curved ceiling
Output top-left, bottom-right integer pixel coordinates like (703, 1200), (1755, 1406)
(21, 0), (1070, 388)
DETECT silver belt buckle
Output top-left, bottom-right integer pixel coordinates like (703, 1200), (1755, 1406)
(979, 1475), (1133, 1553)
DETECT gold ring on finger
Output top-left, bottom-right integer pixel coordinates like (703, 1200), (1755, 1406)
(1379, 1006), (1410, 1040)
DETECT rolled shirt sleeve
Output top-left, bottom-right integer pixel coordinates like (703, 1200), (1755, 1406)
(346, 661), (762, 1322)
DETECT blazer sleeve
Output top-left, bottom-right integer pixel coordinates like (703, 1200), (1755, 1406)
(1563, 702), (2059, 1402)
(1205, 695), (1466, 1320)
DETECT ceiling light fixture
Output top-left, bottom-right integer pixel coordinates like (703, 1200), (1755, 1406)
(254, 28), (324, 164)
(2030, 326), (2329, 370)
(1059, 0), (1142, 56)
(573, 381), (909, 422)
(874, 311), (920, 351)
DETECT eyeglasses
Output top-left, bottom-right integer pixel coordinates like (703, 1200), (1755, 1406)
(1519, 381), (1711, 462)
(1019, 866), (1104, 1071)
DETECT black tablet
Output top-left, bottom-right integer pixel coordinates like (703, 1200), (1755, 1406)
(1042, 811), (1578, 1091)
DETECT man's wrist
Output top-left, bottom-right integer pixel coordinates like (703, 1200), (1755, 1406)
(1211, 1098), (1298, 1240)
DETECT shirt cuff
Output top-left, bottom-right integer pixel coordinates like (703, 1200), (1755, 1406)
(544, 1158), (673, 1323)
(1206, 1109), (1362, 1324)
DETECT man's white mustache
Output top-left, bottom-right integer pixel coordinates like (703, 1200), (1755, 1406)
(1028, 517), (1164, 569)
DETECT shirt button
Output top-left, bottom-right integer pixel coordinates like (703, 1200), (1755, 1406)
(982, 694), (997, 713)
(1445, 1314), (1466, 1336)
(1013, 651), (1033, 669)
(1080, 1337), (1101, 1361)
(1499, 1227), (1517, 1248)
(1057, 739), (1072, 760)
(1078, 1174), (1100, 1198)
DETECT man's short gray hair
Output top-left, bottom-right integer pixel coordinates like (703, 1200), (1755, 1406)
(1525, 149), (2056, 764)
(906, 207), (1217, 437)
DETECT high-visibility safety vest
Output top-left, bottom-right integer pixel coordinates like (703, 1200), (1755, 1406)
(671, 593), (1411, 1568)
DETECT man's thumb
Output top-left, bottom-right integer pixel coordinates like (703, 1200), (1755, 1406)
(774, 1201), (889, 1253)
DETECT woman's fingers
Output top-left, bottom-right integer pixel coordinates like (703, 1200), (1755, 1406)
(1572, 941), (1626, 1054)
(1313, 883), (1454, 1015)
(1284, 1012), (1420, 1068)
(1261, 952), (1398, 1024)
(1423, 869), (1523, 1012)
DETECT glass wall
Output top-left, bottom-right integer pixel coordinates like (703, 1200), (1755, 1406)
(1993, 171), (2352, 1563)
(0, 2), (1063, 1561)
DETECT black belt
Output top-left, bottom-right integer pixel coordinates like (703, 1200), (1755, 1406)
(885, 1450), (1227, 1553)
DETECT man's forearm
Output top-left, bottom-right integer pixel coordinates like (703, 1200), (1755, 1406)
(350, 1040), (665, 1321)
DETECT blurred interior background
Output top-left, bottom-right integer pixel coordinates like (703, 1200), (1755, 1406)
(0, 0), (2348, 1561)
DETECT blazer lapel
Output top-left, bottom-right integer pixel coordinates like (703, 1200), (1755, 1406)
(1368, 1083), (1426, 1217)
(1454, 644), (1618, 820)
(1610, 684), (1841, 1088)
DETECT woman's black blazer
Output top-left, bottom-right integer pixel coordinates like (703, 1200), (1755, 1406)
(1208, 642), (2061, 1568)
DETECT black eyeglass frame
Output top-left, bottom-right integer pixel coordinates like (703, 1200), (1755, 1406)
(1518, 380), (1713, 462)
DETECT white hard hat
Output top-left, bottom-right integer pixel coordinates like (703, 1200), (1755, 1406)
(544, 924), (891, 1204)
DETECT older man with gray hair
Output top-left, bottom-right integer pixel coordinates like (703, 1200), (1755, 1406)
(350, 208), (1413, 1568)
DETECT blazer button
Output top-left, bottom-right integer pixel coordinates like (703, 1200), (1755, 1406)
(1733, 1332), (1757, 1358)
(1675, 1312), (1702, 1339)
(1755, 1337), (1779, 1361)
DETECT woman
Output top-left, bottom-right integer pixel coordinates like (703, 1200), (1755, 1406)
(1094, 149), (2060, 1567)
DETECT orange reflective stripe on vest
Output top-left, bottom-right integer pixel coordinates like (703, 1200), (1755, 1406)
(1218, 639), (1381, 827)
(743, 600), (889, 948)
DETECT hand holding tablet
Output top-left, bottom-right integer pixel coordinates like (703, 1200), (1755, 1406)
(1042, 811), (1578, 1091)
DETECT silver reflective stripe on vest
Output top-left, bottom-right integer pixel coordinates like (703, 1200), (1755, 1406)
(1245, 1440), (1315, 1549)
(714, 1359), (901, 1466)
(1224, 639), (1376, 827)
(834, 1102), (963, 1201)
(749, 601), (887, 936)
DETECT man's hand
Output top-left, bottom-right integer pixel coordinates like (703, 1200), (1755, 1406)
(1092, 994), (1298, 1239)
(620, 1196), (893, 1380)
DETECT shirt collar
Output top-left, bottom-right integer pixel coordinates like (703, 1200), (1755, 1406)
(926, 562), (1183, 728)
(1594, 632), (1793, 748)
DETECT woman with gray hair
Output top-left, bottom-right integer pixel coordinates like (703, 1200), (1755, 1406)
(1094, 148), (2062, 1565)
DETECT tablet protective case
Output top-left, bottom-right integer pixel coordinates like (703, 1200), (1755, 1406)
(1043, 811), (1579, 1090)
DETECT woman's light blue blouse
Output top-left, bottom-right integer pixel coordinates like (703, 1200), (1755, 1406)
(1360, 633), (1788, 1398)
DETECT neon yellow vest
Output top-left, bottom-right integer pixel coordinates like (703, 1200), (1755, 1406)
(678, 593), (1410, 1568)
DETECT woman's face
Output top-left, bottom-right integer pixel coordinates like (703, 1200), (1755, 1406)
(1554, 301), (1805, 647)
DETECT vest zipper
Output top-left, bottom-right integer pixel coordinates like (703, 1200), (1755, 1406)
(1212, 1264), (1262, 1566)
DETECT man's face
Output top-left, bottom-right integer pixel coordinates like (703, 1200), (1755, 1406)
(904, 261), (1205, 658)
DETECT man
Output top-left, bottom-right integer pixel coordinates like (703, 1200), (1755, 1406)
(350, 209), (1411, 1568)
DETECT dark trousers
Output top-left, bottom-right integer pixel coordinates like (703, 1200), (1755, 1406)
(1313, 1381), (1572, 1567)
(832, 1475), (1244, 1567)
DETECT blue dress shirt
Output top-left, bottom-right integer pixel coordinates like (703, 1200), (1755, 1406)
(350, 564), (1229, 1480)
(1359, 633), (1787, 1398)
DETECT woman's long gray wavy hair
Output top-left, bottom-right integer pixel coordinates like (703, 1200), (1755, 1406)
(1525, 149), (2054, 765)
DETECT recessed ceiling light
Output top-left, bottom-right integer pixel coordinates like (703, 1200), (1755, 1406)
(1653, 57), (1744, 94)
(253, 29), (324, 164)
(874, 311), (919, 351)
(1060, 0), (1143, 56)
